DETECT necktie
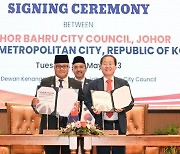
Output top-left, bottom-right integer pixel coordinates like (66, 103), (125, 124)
(59, 79), (63, 88)
(106, 79), (112, 92)
(106, 79), (113, 118)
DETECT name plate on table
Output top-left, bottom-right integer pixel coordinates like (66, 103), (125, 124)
(102, 130), (118, 135)
(43, 130), (61, 135)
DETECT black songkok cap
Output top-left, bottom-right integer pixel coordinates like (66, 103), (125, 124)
(72, 56), (85, 65)
(54, 55), (69, 64)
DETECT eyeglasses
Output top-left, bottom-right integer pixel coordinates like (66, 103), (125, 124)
(55, 65), (69, 70)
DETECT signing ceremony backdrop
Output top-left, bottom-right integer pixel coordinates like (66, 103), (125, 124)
(0, 0), (180, 109)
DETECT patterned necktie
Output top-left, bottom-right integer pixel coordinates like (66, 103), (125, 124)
(106, 79), (113, 118)
(59, 79), (63, 88)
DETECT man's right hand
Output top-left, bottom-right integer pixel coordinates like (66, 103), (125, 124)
(91, 106), (101, 114)
(32, 97), (39, 107)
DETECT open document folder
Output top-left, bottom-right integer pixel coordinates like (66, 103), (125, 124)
(36, 86), (79, 116)
(36, 86), (57, 115)
(91, 86), (132, 112)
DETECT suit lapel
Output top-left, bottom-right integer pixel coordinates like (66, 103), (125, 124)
(45, 76), (56, 87)
(52, 76), (56, 87)
(68, 77), (73, 88)
(83, 78), (89, 90)
(97, 77), (104, 90)
(114, 77), (120, 89)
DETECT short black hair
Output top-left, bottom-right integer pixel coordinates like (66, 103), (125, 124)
(100, 55), (117, 66)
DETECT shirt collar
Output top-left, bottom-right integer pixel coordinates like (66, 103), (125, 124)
(103, 76), (114, 82)
(56, 76), (68, 83)
(75, 77), (85, 83)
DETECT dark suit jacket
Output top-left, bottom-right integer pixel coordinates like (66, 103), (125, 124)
(77, 78), (92, 119)
(84, 77), (134, 134)
(83, 78), (92, 94)
(33, 76), (83, 133)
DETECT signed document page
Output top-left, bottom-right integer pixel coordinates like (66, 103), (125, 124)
(57, 88), (79, 117)
(36, 86), (57, 115)
(112, 86), (132, 109)
(91, 86), (132, 112)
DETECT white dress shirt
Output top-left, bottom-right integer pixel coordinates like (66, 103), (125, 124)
(103, 76), (118, 121)
(55, 76), (68, 88)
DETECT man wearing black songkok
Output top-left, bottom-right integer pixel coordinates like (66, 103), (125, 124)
(72, 56), (92, 154)
(32, 55), (83, 154)
(72, 56), (91, 92)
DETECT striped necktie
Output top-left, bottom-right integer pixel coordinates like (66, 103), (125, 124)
(59, 79), (63, 88)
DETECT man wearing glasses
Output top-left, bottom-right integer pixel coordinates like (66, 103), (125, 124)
(32, 55), (83, 154)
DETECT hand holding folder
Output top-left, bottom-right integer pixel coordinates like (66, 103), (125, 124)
(36, 86), (79, 117)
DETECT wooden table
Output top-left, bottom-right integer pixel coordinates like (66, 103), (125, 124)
(1, 134), (180, 154)
(0, 135), (77, 154)
(84, 135), (180, 154)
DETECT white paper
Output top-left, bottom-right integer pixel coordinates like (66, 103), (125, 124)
(91, 86), (132, 112)
(112, 86), (132, 109)
(57, 88), (79, 117)
(36, 87), (56, 114)
(91, 90), (113, 111)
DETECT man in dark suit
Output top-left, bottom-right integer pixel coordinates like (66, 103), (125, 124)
(72, 56), (92, 114)
(72, 56), (92, 154)
(84, 55), (134, 154)
(32, 55), (83, 154)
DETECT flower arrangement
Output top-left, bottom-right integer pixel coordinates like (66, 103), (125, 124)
(59, 120), (105, 136)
